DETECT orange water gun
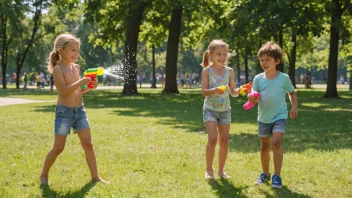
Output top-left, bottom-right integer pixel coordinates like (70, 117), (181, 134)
(238, 82), (252, 96)
(81, 67), (104, 89)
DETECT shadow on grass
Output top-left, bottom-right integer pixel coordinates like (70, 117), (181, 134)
(228, 129), (352, 153)
(0, 88), (56, 97)
(40, 181), (96, 198)
(208, 177), (248, 198)
(259, 186), (312, 198)
(30, 90), (352, 152)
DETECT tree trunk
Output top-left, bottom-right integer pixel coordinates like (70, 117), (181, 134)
(278, 26), (284, 73)
(244, 48), (249, 83)
(122, 2), (146, 95)
(236, 49), (241, 84)
(15, 55), (24, 90)
(289, 33), (297, 88)
(163, 5), (183, 94)
(349, 71), (352, 91)
(151, 44), (156, 88)
(324, 0), (342, 98)
(15, 3), (41, 89)
(1, 15), (8, 89)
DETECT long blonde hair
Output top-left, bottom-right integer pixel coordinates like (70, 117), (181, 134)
(200, 39), (229, 67)
(47, 33), (80, 73)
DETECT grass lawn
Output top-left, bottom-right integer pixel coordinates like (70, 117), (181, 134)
(0, 86), (351, 197)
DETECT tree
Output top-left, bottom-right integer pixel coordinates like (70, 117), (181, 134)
(85, 0), (148, 95)
(0, 10), (10, 89)
(0, 0), (21, 89)
(14, 0), (48, 89)
(10, 0), (80, 89)
(324, 0), (351, 98)
(121, 1), (147, 95)
(285, 0), (323, 88)
(163, 5), (183, 93)
(138, 1), (169, 88)
(226, 1), (260, 83)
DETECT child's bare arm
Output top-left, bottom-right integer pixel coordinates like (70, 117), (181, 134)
(53, 66), (90, 96)
(247, 93), (259, 104)
(76, 65), (97, 94)
(288, 91), (298, 119)
(229, 69), (239, 97)
(80, 78), (98, 94)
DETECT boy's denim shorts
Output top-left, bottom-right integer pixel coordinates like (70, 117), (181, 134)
(54, 104), (90, 136)
(203, 108), (231, 124)
(258, 119), (286, 137)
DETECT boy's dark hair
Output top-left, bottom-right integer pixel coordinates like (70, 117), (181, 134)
(257, 41), (283, 70)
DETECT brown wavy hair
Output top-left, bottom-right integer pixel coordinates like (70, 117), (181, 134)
(257, 41), (283, 70)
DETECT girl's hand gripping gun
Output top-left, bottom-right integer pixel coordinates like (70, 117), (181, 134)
(82, 67), (104, 89)
(243, 91), (260, 110)
(238, 82), (252, 96)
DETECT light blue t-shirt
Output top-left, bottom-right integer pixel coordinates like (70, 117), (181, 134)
(203, 66), (231, 112)
(252, 72), (294, 123)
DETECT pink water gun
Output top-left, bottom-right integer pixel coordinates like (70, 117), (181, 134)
(243, 91), (260, 110)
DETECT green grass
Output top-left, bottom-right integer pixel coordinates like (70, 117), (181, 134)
(0, 87), (351, 197)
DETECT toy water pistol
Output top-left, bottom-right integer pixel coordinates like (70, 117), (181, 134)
(237, 81), (252, 96)
(243, 91), (260, 110)
(81, 67), (104, 89)
(218, 85), (228, 91)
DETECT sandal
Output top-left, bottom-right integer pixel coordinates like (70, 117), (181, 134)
(205, 169), (214, 179)
(217, 172), (230, 178)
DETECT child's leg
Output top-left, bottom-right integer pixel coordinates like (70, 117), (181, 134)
(205, 121), (218, 176)
(260, 137), (271, 176)
(40, 135), (67, 183)
(271, 132), (283, 176)
(77, 128), (106, 183)
(217, 124), (229, 175)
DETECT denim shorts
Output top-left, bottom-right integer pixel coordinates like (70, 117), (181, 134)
(54, 104), (90, 136)
(258, 119), (286, 137)
(203, 108), (231, 124)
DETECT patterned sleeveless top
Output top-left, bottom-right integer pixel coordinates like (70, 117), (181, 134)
(203, 66), (231, 112)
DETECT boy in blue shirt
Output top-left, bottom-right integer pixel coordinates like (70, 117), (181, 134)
(248, 41), (298, 188)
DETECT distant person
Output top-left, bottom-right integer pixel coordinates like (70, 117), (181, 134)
(23, 72), (28, 91)
(162, 75), (166, 88)
(305, 73), (312, 88)
(300, 74), (304, 84)
(36, 72), (41, 90)
(41, 74), (46, 88)
(50, 74), (54, 92)
(12, 72), (16, 84)
(180, 74), (185, 88)
(137, 74), (142, 88)
(249, 41), (298, 188)
(149, 74), (153, 85)
(201, 39), (241, 179)
(185, 73), (190, 89)
(339, 75), (345, 84)
(40, 33), (107, 185)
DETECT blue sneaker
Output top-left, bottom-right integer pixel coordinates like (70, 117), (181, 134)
(271, 175), (282, 188)
(254, 173), (271, 185)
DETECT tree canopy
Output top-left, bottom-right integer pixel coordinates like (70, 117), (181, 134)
(1, 0), (351, 97)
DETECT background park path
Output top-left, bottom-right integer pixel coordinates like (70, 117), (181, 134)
(0, 97), (56, 106)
